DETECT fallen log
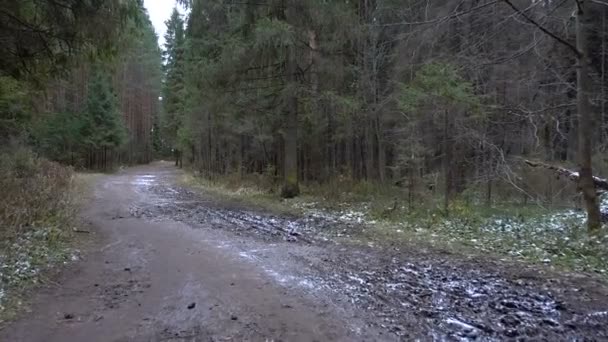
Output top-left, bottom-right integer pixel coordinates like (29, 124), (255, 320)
(524, 160), (608, 192)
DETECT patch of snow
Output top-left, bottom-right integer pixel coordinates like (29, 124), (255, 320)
(347, 275), (366, 285)
(238, 251), (258, 261)
(588, 311), (608, 317)
(385, 283), (404, 291)
(445, 317), (477, 331)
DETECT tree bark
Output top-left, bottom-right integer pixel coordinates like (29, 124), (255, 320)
(443, 109), (451, 216)
(273, 0), (299, 198)
(281, 45), (300, 197)
(576, 1), (602, 234)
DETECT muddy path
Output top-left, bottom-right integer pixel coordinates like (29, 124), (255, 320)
(2, 162), (608, 341)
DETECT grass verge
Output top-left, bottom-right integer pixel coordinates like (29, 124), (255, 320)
(0, 149), (98, 323)
(181, 171), (608, 277)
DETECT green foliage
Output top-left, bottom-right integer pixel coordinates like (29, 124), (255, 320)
(81, 66), (126, 150)
(160, 7), (187, 152)
(2, 0), (160, 168)
(32, 111), (86, 166)
(399, 63), (480, 114)
(0, 0), (139, 80)
(32, 65), (127, 166)
(254, 18), (295, 50)
(0, 77), (31, 140)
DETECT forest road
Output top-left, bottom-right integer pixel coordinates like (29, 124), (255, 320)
(2, 161), (608, 341)
(0, 162), (384, 342)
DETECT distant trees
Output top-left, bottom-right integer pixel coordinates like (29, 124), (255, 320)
(116, 6), (162, 165)
(1, 0), (161, 170)
(161, 8), (187, 164)
(399, 63), (481, 215)
(161, 0), (608, 232)
(81, 65), (126, 169)
(502, 0), (603, 233)
(36, 64), (126, 169)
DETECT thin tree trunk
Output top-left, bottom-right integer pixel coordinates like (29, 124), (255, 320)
(443, 109), (451, 216)
(486, 179), (492, 207)
(281, 45), (300, 198)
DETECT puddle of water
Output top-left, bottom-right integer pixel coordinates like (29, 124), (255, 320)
(133, 174), (157, 186)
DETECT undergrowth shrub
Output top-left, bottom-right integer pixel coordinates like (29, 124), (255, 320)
(0, 147), (80, 313)
(0, 147), (76, 240)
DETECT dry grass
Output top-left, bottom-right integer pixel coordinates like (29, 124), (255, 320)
(0, 147), (77, 240)
(0, 147), (91, 320)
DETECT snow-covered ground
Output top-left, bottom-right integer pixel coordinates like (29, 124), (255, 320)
(0, 227), (76, 310)
(290, 196), (608, 273)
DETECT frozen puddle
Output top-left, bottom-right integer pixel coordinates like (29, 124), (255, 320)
(235, 247), (326, 293)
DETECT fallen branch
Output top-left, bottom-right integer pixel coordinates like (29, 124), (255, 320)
(72, 228), (91, 234)
(524, 160), (608, 192)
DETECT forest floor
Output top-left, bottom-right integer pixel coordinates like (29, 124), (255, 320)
(2, 161), (608, 341)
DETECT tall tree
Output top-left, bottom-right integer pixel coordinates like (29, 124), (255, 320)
(502, 0), (603, 232)
(81, 64), (126, 169)
(26, 1), (162, 169)
(161, 7), (186, 165)
(576, 0), (602, 233)
(162, 0), (608, 235)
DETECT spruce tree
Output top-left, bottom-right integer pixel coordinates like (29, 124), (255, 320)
(161, 8), (186, 162)
(82, 65), (126, 158)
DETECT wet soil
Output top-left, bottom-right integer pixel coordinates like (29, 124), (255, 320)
(2, 162), (607, 341)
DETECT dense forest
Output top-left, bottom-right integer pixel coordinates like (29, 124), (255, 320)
(1, 0), (161, 170)
(3, 1), (608, 340)
(0, 0), (163, 318)
(156, 0), (608, 233)
(2, 0), (608, 234)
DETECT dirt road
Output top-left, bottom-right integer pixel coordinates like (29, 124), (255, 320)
(2, 162), (608, 341)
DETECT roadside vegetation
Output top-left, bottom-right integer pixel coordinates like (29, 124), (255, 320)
(0, 148), (95, 321)
(182, 171), (608, 276)
(0, 1), (161, 322)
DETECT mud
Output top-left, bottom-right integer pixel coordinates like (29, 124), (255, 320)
(130, 173), (365, 244)
(130, 165), (608, 341)
(2, 162), (607, 341)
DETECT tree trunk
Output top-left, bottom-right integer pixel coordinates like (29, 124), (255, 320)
(281, 44), (300, 198)
(576, 1), (602, 234)
(486, 179), (492, 207)
(443, 109), (451, 216)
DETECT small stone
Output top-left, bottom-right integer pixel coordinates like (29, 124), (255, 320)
(541, 318), (559, 327)
(64, 313), (74, 320)
(124, 267), (131, 272)
(231, 315), (238, 321)
(504, 329), (519, 338)
(187, 302), (196, 309)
